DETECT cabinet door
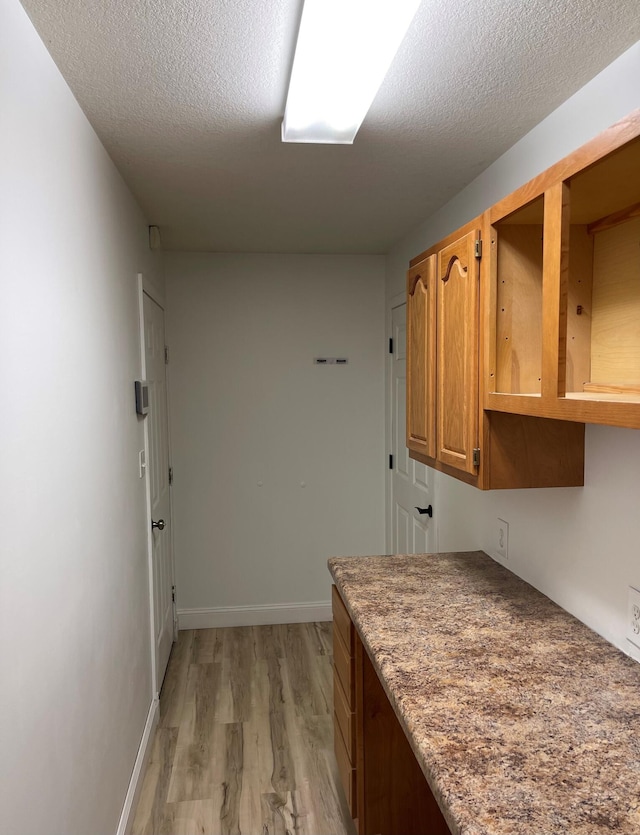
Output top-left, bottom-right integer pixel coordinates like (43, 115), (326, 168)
(437, 230), (479, 474)
(406, 256), (436, 459)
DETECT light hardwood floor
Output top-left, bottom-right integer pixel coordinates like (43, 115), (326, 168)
(132, 623), (356, 835)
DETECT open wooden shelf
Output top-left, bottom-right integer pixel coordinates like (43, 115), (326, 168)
(485, 110), (640, 431)
(563, 135), (640, 404)
(490, 195), (544, 396)
(564, 391), (640, 404)
(409, 111), (640, 494)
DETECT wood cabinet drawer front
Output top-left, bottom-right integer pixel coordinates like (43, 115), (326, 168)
(334, 717), (357, 817)
(332, 585), (354, 654)
(334, 674), (355, 759)
(333, 628), (354, 705)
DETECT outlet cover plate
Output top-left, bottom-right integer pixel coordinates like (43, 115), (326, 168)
(627, 586), (640, 650)
(496, 518), (509, 560)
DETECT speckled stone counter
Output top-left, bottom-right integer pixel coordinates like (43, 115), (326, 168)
(328, 551), (640, 835)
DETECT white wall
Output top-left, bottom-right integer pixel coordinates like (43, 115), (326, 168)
(0, 1), (162, 833)
(166, 253), (386, 622)
(386, 41), (640, 662)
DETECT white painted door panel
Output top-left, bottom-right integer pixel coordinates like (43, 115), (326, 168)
(390, 303), (435, 554)
(143, 292), (174, 692)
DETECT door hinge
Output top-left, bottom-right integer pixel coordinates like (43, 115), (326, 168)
(171, 585), (176, 603)
(472, 447), (481, 467)
(164, 345), (169, 364)
(169, 466), (173, 486)
(389, 337), (394, 354)
(474, 239), (482, 259)
(389, 454), (394, 470)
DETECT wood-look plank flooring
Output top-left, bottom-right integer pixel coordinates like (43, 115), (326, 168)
(132, 623), (356, 835)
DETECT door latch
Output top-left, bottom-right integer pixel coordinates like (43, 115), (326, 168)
(415, 505), (433, 517)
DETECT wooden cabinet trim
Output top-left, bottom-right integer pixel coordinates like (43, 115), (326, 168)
(484, 211), (497, 399)
(486, 391), (640, 430)
(334, 674), (355, 759)
(489, 109), (640, 225)
(406, 256), (437, 459)
(333, 626), (354, 706)
(332, 584), (354, 655)
(334, 719), (356, 817)
(409, 215), (483, 268)
(541, 182), (569, 399)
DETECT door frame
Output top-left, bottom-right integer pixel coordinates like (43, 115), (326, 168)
(386, 291), (404, 554)
(386, 291), (439, 555)
(137, 273), (177, 700)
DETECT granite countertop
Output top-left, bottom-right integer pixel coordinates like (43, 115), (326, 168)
(328, 551), (640, 835)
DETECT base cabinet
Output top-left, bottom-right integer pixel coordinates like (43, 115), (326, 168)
(333, 586), (451, 835)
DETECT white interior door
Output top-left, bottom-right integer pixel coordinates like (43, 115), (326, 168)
(143, 291), (174, 693)
(390, 302), (436, 554)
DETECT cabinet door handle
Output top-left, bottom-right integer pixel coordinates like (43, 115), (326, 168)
(442, 255), (467, 283)
(415, 505), (433, 517)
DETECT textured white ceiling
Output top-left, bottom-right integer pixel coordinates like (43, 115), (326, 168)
(20, 0), (640, 253)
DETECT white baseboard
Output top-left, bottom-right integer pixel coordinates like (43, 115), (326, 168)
(116, 697), (159, 835)
(177, 600), (332, 630)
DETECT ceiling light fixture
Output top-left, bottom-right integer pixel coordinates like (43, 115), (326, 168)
(282, 0), (422, 145)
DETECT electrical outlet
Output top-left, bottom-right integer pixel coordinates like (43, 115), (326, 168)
(627, 586), (640, 650)
(496, 518), (509, 559)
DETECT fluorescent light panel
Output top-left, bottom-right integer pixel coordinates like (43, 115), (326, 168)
(282, 0), (421, 144)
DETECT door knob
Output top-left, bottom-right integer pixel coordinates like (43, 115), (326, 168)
(152, 519), (165, 531)
(415, 505), (433, 518)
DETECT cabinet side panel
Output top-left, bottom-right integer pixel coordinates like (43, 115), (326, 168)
(566, 225), (594, 392)
(591, 217), (640, 385)
(495, 225), (544, 394)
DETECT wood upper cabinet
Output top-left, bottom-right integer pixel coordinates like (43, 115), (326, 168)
(406, 222), (482, 483)
(406, 111), (640, 488)
(437, 229), (480, 475)
(406, 255), (436, 459)
(407, 223), (585, 490)
(486, 108), (640, 429)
